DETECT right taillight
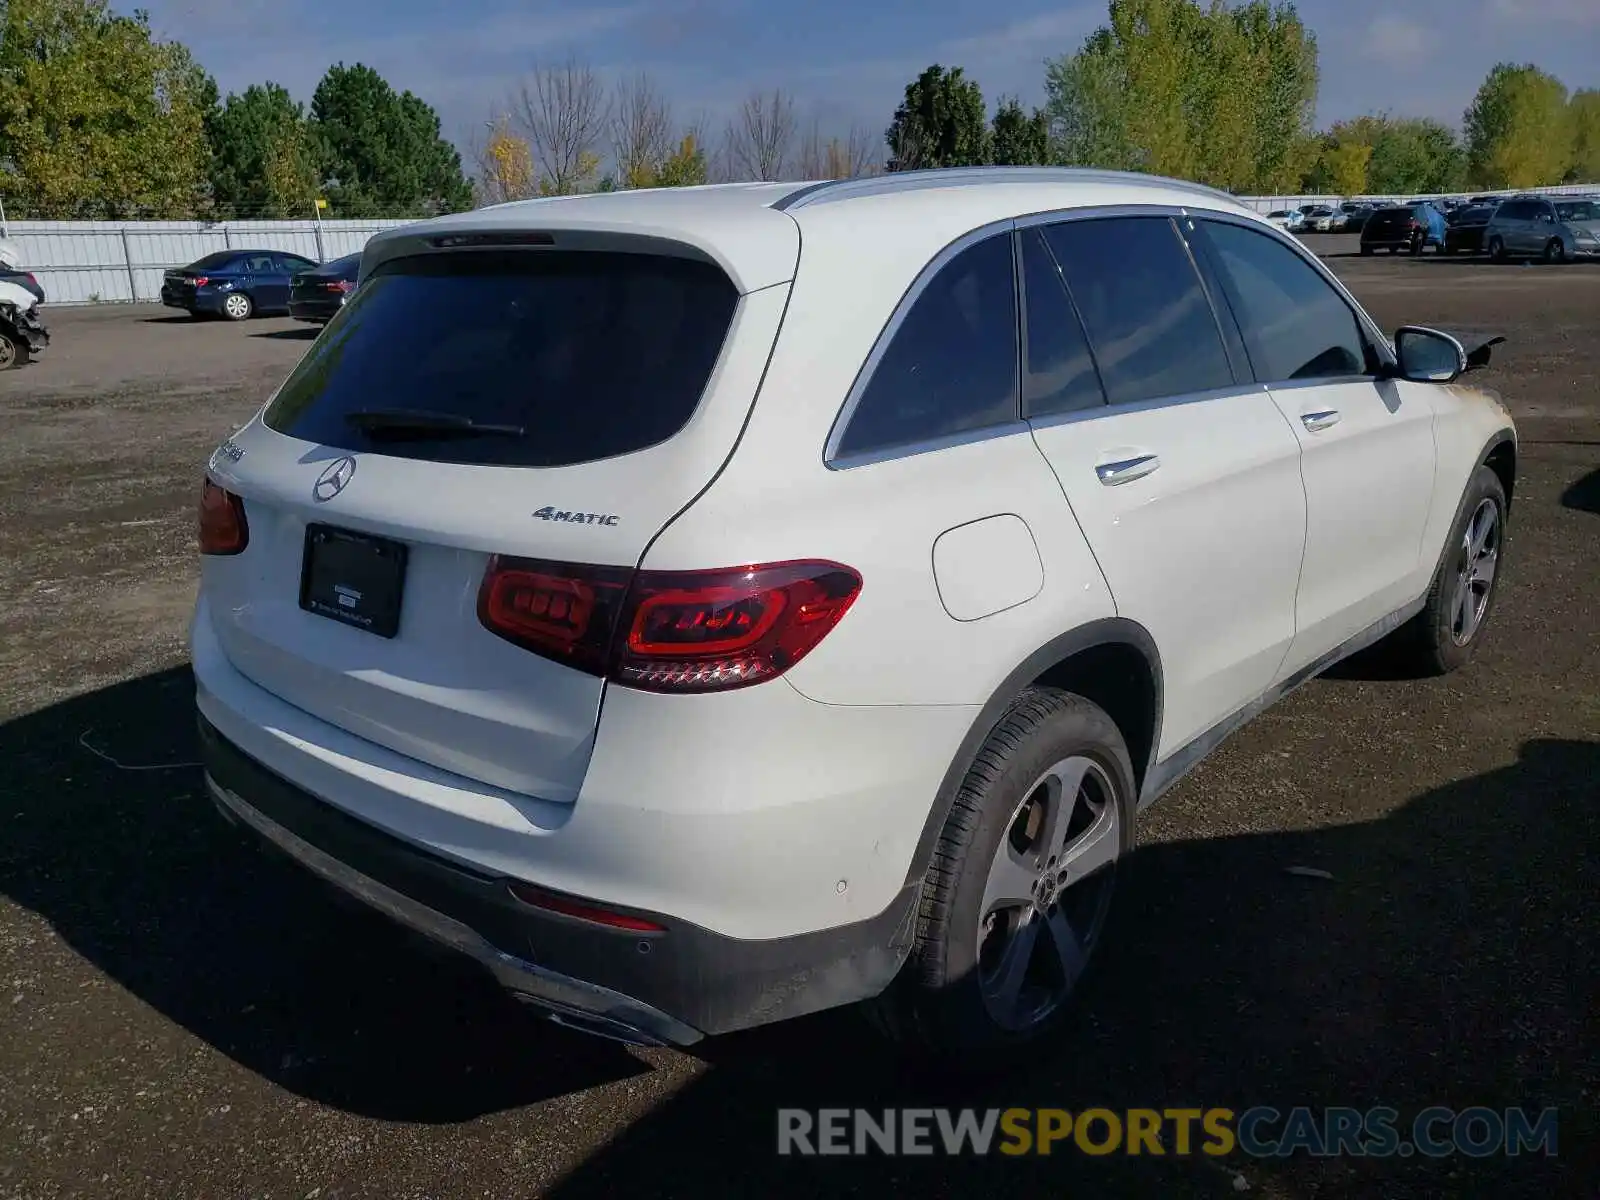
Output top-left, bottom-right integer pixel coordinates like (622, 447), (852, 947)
(478, 557), (863, 693)
(199, 477), (248, 555)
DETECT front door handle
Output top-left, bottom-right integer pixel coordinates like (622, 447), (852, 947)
(1301, 409), (1341, 432)
(1095, 454), (1161, 486)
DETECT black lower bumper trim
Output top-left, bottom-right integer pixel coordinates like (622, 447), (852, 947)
(198, 715), (919, 1039)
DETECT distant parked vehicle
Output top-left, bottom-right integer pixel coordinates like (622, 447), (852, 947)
(1339, 202), (1374, 232)
(1484, 195), (1600, 263)
(1360, 203), (1443, 255)
(288, 253), (362, 324)
(1300, 205), (1339, 232)
(1442, 204), (1497, 255)
(1265, 209), (1305, 232)
(0, 240), (48, 369)
(161, 250), (321, 320)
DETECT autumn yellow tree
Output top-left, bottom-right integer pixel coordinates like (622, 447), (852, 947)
(477, 115), (537, 203)
(0, 0), (212, 218)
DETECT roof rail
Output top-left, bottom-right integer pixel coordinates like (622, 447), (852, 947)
(773, 166), (1246, 212)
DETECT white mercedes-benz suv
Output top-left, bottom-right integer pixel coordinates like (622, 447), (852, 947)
(194, 168), (1516, 1064)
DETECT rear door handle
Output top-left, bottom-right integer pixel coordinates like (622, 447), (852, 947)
(1095, 454), (1161, 486)
(1301, 409), (1341, 432)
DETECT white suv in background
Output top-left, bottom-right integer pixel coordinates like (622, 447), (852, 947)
(194, 168), (1517, 1065)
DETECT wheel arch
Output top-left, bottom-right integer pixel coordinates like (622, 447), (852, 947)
(901, 618), (1162, 890)
(1483, 430), (1516, 512)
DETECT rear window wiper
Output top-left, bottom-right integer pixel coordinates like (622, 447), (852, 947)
(343, 408), (526, 440)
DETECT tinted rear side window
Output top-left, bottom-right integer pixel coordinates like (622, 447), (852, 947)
(1042, 217), (1233, 406)
(188, 252), (240, 271)
(1199, 221), (1367, 382)
(1019, 229), (1105, 418)
(834, 232), (1018, 459)
(264, 251), (738, 467)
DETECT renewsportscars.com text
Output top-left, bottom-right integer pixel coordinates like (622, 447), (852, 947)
(776, 1106), (1559, 1158)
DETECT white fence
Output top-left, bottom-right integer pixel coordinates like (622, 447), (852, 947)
(4, 219), (413, 305)
(6, 180), (1597, 305)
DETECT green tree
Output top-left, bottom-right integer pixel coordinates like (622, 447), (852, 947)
(206, 83), (318, 218)
(1041, 0), (1317, 192)
(1306, 132), (1372, 195)
(990, 97), (1050, 166)
(0, 0), (211, 217)
(1569, 89), (1600, 182)
(885, 64), (990, 171)
(656, 133), (709, 187)
(310, 62), (472, 217)
(1328, 114), (1463, 195)
(1046, 29), (1136, 170)
(1464, 63), (1570, 189)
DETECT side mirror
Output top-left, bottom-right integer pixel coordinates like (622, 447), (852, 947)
(1393, 326), (1468, 383)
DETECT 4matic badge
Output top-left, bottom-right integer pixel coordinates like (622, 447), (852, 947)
(533, 507), (620, 526)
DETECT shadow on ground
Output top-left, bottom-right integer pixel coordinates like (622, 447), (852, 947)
(1561, 467), (1600, 515)
(1, 670), (1592, 1196)
(251, 328), (319, 340)
(140, 314), (200, 324)
(0, 668), (646, 1123)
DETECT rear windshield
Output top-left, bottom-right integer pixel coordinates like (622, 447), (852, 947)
(263, 250), (739, 467)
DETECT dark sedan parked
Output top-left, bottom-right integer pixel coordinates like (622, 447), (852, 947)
(288, 252), (361, 323)
(1442, 203), (1498, 255)
(160, 249), (320, 320)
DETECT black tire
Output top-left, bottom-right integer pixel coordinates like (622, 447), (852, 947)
(1360, 243), (1374, 256)
(1387, 464), (1508, 676)
(864, 688), (1136, 1072)
(1488, 235), (1505, 261)
(1543, 238), (1567, 264)
(1388, 245), (1399, 255)
(1409, 236), (1424, 256)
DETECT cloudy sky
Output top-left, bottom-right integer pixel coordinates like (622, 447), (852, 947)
(128, 0), (1597, 156)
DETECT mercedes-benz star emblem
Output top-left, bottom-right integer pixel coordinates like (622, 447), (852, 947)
(313, 455), (357, 502)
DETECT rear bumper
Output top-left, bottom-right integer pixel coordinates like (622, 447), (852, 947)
(288, 296), (341, 322)
(161, 287), (224, 313)
(200, 716), (919, 1043)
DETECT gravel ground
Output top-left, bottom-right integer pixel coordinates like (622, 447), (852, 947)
(0, 253), (1596, 1199)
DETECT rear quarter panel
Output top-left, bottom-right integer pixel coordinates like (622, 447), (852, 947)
(643, 196), (1118, 708)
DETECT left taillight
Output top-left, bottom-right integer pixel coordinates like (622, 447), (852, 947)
(199, 477), (248, 555)
(478, 558), (863, 694)
(325, 279), (354, 293)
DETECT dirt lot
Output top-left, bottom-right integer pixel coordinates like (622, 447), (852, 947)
(1, 254), (1596, 1199)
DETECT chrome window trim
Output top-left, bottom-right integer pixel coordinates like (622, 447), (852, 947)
(825, 203), (1226, 470)
(1026, 380), (1270, 433)
(821, 200), (1401, 472)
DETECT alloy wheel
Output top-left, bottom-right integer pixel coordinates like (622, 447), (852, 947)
(0, 334), (14, 369)
(224, 294), (251, 320)
(976, 756), (1120, 1032)
(1450, 497), (1500, 646)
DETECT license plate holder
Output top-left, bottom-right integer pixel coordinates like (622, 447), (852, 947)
(299, 524), (408, 638)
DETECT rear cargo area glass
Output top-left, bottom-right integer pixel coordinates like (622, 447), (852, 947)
(263, 250), (739, 467)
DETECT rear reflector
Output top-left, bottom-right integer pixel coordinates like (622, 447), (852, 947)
(478, 558), (863, 693)
(507, 882), (666, 932)
(198, 477), (248, 555)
